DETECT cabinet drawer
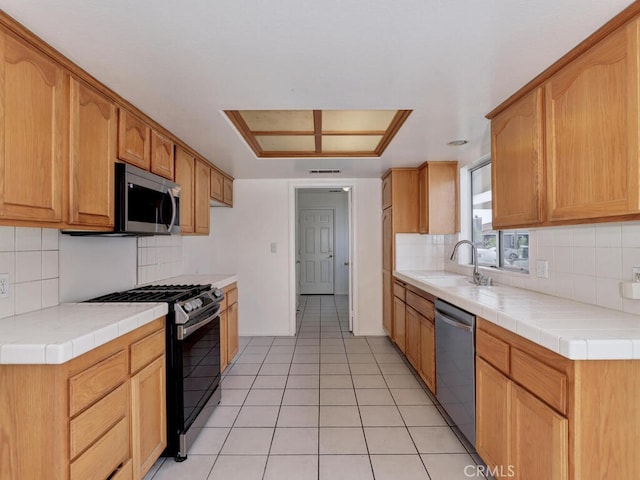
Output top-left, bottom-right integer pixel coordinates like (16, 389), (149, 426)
(110, 459), (133, 480)
(511, 348), (567, 415)
(70, 416), (130, 480)
(405, 291), (434, 321)
(70, 383), (128, 459)
(69, 350), (128, 416)
(393, 282), (406, 301)
(130, 329), (164, 374)
(476, 329), (510, 375)
(226, 287), (238, 306)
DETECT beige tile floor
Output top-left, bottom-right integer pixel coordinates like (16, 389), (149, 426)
(144, 295), (486, 480)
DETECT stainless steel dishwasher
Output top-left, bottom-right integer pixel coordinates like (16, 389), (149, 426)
(435, 298), (476, 447)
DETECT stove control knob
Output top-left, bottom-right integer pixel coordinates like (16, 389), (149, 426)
(196, 298), (203, 308)
(184, 302), (193, 312)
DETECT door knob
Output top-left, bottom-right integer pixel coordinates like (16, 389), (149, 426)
(329, 255), (333, 258)
(344, 262), (350, 266)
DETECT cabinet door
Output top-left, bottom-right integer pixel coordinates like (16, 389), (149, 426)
(382, 270), (392, 337)
(382, 208), (392, 271)
(419, 318), (435, 393)
(210, 168), (224, 202)
(491, 88), (544, 229)
(68, 77), (116, 228)
(223, 176), (233, 206)
(227, 302), (239, 363)
(220, 309), (229, 373)
(174, 146), (195, 233)
(419, 162), (459, 234)
(393, 295), (406, 353)
(476, 357), (511, 478)
(382, 173), (392, 209)
(545, 22), (640, 222)
(0, 32), (65, 223)
(150, 130), (174, 180)
(405, 306), (421, 369)
(131, 356), (166, 480)
(118, 108), (150, 170)
(195, 159), (211, 234)
(511, 384), (568, 480)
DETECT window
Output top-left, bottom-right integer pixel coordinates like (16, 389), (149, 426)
(470, 160), (529, 273)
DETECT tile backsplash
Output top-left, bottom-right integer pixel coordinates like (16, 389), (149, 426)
(441, 222), (640, 316)
(137, 235), (184, 285)
(0, 227), (59, 319)
(395, 234), (459, 271)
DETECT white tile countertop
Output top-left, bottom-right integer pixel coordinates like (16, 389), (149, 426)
(0, 303), (168, 365)
(145, 273), (237, 290)
(394, 270), (640, 360)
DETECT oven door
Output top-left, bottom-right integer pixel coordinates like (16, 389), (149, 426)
(171, 306), (221, 460)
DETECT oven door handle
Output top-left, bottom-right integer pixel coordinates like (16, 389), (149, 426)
(178, 312), (219, 340)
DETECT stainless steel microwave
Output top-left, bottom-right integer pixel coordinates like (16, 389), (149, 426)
(64, 163), (181, 236)
(114, 163), (181, 235)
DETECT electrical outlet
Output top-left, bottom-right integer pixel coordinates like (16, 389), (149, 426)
(633, 267), (640, 283)
(536, 260), (549, 279)
(0, 273), (9, 299)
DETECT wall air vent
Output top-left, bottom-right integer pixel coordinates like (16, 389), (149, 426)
(309, 169), (342, 174)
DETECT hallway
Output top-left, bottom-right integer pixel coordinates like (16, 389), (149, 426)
(145, 295), (485, 480)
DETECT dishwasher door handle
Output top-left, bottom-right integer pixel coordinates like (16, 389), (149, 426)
(436, 311), (473, 333)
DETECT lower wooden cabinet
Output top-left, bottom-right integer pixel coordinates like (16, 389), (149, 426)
(0, 317), (166, 480)
(220, 309), (229, 373)
(476, 318), (640, 480)
(220, 283), (239, 372)
(476, 357), (512, 478)
(392, 295), (406, 353)
(131, 356), (166, 479)
(418, 317), (435, 393)
(511, 384), (568, 480)
(390, 278), (436, 395)
(405, 306), (421, 369)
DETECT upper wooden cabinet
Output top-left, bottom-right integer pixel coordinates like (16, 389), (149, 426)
(418, 161), (459, 234)
(174, 146), (195, 234)
(488, 11), (640, 227)
(223, 176), (233, 206)
(491, 88), (544, 229)
(68, 77), (116, 229)
(0, 13), (235, 229)
(545, 21), (640, 223)
(210, 168), (224, 202)
(150, 130), (174, 180)
(0, 31), (65, 225)
(381, 169), (419, 233)
(118, 108), (151, 170)
(194, 158), (211, 234)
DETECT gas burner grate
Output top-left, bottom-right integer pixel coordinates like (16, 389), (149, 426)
(86, 284), (212, 303)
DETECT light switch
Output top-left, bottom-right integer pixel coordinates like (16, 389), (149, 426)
(270, 242), (277, 253)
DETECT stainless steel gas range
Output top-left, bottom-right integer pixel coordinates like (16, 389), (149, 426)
(87, 284), (224, 461)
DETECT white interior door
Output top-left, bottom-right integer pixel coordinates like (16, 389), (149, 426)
(300, 209), (334, 294)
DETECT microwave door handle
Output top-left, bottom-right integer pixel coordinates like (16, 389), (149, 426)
(167, 188), (177, 233)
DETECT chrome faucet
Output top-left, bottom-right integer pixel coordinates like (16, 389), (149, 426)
(450, 240), (492, 286)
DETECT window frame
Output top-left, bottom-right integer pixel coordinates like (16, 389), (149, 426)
(469, 159), (529, 274)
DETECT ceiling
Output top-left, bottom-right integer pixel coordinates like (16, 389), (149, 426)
(0, 0), (634, 179)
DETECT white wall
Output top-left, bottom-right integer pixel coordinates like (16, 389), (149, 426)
(297, 189), (349, 295)
(210, 180), (291, 336)
(210, 178), (384, 337)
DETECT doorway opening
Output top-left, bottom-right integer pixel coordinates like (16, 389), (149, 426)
(294, 187), (354, 335)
